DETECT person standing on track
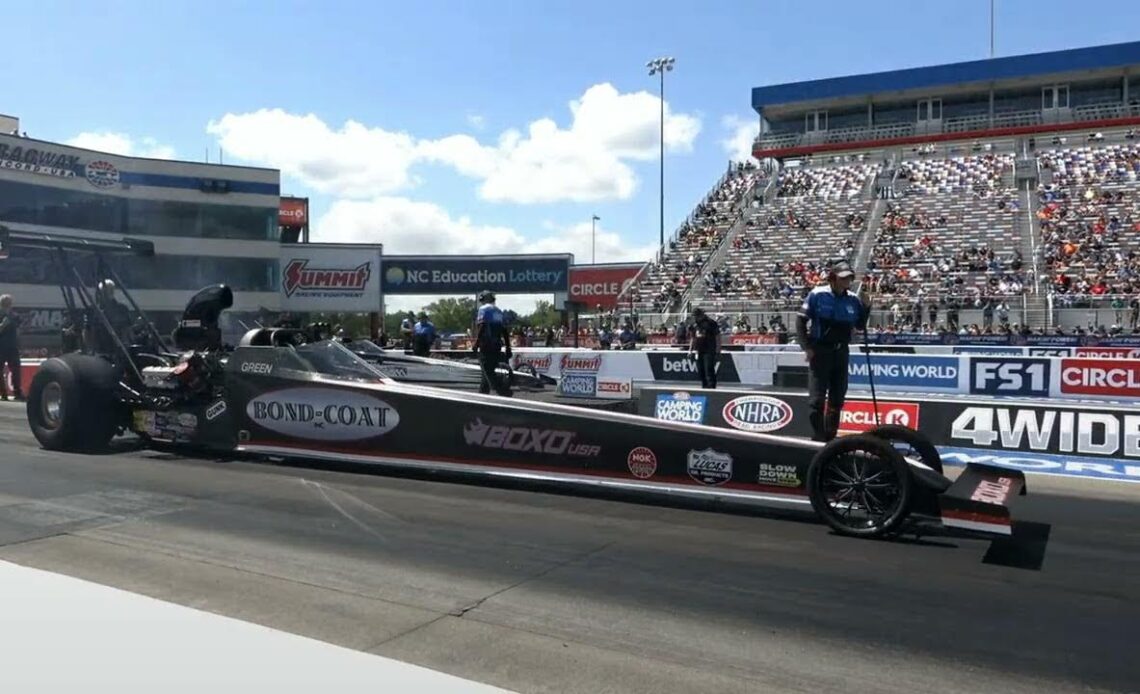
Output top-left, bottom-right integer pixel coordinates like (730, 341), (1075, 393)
(411, 311), (436, 357)
(473, 290), (512, 396)
(0, 294), (23, 401)
(796, 261), (871, 442)
(687, 307), (720, 389)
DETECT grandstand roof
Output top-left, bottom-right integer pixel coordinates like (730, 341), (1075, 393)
(752, 41), (1140, 114)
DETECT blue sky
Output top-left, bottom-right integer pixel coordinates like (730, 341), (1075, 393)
(4, 0), (1138, 311)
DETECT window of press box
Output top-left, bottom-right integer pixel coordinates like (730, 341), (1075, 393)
(0, 179), (277, 241)
(0, 247), (279, 292)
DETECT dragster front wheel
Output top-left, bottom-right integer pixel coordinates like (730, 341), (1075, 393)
(807, 433), (913, 538)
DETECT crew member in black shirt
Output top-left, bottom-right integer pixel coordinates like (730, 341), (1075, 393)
(687, 307), (720, 389)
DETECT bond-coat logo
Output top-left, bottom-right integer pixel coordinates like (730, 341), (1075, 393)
(246, 388), (399, 441)
(687, 448), (732, 486)
(721, 395), (793, 433)
(283, 259), (371, 297)
(560, 354), (602, 373)
(85, 160), (120, 188)
(463, 418), (600, 457)
(627, 447), (657, 479)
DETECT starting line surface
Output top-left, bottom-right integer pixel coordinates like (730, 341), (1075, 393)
(0, 560), (511, 693)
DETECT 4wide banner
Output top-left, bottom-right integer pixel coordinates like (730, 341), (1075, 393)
(639, 386), (1140, 463)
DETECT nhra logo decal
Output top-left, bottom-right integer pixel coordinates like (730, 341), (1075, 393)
(721, 395), (793, 433)
(246, 388), (399, 441)
(463, 418), (600, 457)
(560, 354), (602, 373)
(282, 259), (371, 297)
(687, 448), (733, 486)
(627, 447), (657, 479)
(654, 392), (707, 423)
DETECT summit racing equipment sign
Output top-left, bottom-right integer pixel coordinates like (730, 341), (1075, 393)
(646, 353), (741, 383)
(246, 388), (399, 442)
(463, 418), (599, 457)
(654, 392), (708, 424)
(279, 244), (382, 312)
(838, 401), (920, 433)
(1059, 358), (1140, 397)
(848, 355), (959, 391)
(381, 255), (570, 295)
(568, 263), (644, 309)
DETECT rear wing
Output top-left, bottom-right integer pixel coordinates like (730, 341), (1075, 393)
(939, 463), (1027, 536)
(0, 225), (165, 380)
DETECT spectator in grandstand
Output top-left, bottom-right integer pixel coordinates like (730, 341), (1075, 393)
(687, 307), (720, 389)
(796, 261), (871, 442)
(0, 294), (22, 401)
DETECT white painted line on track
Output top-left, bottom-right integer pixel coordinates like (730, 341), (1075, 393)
(0, 560), (513, 693)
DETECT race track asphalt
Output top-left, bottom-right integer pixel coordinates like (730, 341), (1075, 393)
(0, 400), (1137, 693)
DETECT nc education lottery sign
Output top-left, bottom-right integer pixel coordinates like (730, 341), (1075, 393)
(567, 263), (644, 309)
(381, 255), (571, 295)
(279, 243), (382, 312)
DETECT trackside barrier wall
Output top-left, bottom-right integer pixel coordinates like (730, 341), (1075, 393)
(639, 385), (1140, 473)
(16, 351), (1140, 402)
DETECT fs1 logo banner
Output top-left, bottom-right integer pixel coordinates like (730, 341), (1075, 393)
(969, 357), (1051, 397)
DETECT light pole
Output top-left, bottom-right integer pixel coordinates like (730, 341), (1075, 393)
(591, 214), (600, 264)
(647, 56), (675, 261)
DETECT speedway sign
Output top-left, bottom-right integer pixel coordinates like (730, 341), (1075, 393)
(279, 243), (382, 312)
(381, 254), (571, 295)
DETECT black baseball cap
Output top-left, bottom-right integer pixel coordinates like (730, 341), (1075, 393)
(831, 261), (855, 279)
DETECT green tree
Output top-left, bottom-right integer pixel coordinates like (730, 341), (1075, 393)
(424, 297), (478, 333)
(524, 300), (562, 329)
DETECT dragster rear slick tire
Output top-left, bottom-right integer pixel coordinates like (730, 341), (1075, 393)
(807, 433), (914, 538)
(26, 354), (121, 452)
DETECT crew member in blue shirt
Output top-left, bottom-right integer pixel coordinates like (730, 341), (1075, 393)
(412, 311), (436, 357)
(473, 290), (512, 396)
(796, 261), (871, 442)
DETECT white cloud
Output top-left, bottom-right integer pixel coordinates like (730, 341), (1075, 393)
(207, 82), (701, 205)
(65, 132), (176, 159)
(721, 115), (759, 162)
(312, 197), (656, 316)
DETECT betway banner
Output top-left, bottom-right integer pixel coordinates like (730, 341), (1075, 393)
(279, 243), (382, 312)
(568, 263), (644, 309)
(381, 254), (571, 295)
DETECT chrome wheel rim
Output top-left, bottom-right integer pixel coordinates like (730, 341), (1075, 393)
(821, 451), (903, 530)
(41, 382), (63, 429)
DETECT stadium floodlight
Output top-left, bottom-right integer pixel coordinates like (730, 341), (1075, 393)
(647, 56), (676, 261)
(591, 214), (601, 264)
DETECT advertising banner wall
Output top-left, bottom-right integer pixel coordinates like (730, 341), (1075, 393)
(381, 255), (571, 295)
(279, 197), (309, 227)
(567, 263), (643, 309)
(279, 243), (382, 312)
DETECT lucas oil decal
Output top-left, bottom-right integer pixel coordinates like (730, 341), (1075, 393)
(246, 388), (399, 441)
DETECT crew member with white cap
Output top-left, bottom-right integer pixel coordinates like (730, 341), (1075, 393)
(795, 260), (871, 442)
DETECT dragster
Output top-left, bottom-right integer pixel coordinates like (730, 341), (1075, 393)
(5, 226), (1028, 539)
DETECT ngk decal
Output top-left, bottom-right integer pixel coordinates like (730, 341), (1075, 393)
(559, 353), (602, 373)
(282, 258), (371, 297)
(1060, 358), (1140, 396)
(1074, 347), (1140, 359)
(949, 405), (1140, 459)
(246, 388), (399, 441)
(627, 447), (657, 479)
(838, 401), (920, 432)
(463, 418), (600, 457)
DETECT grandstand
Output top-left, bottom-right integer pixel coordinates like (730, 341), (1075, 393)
(618, 40), (1140, 335)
